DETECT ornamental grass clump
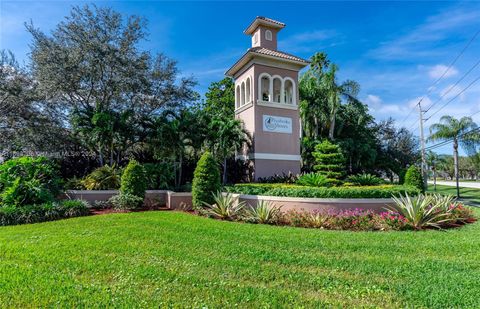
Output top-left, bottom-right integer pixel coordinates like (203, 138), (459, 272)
(244, 201), (282, 224)
(201, 192), (244, 221)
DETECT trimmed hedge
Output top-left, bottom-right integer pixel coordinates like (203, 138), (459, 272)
(120, 160), (147, 199)
(405, 165), (425, 193)
(192, 152), (221, 208)
(225, 183), (420, 199)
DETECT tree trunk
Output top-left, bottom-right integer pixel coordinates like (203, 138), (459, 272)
(328, 111), (336, 140)
(110, 140), (114, 166)
(453, 139), (460, 198)
(222, 158), (227, 185)
(98, 148), (104, 166)
(176, 156), (183, 190)
(433, 167), (437, 191)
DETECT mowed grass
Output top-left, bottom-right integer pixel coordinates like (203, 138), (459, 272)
(1, 211), (480, 308)
(427, 184), (480, 206)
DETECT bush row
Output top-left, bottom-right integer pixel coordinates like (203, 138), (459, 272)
(0, 200), (90, 226)
(225, 183), (420, 199)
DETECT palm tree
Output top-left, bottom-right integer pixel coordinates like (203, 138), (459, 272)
(428, 116), (477, 197)
(426, 150), (439, 191)
(323, 65), (361, 140)
(299, 53), (361, 141)
(206, 116), (251, 184)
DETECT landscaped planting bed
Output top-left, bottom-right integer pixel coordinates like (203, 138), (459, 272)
(226, 183), (420, 198)
(1, 210), (480, 307)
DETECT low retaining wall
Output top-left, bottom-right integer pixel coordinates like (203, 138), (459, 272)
(64, 190), (395, 213)
(64, 190), (192, 209)
(236, 194), (396, 213)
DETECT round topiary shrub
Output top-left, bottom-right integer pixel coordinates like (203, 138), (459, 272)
(120, 160), (147, 199)
(192, 151), (221, 209)
(404, 165), (424, 193)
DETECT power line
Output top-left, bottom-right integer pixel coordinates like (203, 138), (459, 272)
(399, 29), (480, 127)
(424, 58), (480, 113)
(425, 29), (480, 98)
(424, 75), (480, 122)
(425, 126), (480, 151)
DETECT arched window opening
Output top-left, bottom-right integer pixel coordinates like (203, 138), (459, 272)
(260, 75), (271, 101)
(240, 82), (246, 106)
(236, 85), (241, 109)
(284, 79), (294, 104)
(273, 77), (282, 103)
(265, 30), (272, 41)
(246, 78), (251, 103)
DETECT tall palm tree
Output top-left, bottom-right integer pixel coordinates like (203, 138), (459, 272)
(428, 115), (477, 197)
(426, 150), (439, 191)
(321, 65), (361, 140)
(299, 52), (361, 141)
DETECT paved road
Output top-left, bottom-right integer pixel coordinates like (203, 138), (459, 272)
(428, 180), (480, 189)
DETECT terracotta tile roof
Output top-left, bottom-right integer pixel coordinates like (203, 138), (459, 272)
(249, 47), (309, 64)
(244, 16), (286, 34)
(225, 47), (309, 76)
(256, 16), (285, 27)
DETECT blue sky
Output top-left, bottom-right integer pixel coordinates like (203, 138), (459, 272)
(1, 1), (480, 154)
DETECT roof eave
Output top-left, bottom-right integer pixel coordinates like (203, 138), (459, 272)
(244, 19), (285, 35)
(225, 52), (309, 77)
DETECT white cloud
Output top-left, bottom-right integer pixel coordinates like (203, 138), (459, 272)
(279, 29), (341, 53)
(440, 84), (464, 101)
(368, 6), (480, 60)
(365, 94), (382, 108)
(428, 64), (458, 79)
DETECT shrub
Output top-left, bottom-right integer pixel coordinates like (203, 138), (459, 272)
(404, 165), (424, 193)
(64, 177), (85, 190)
(282, 208), (397, 231)
(192, 152), (221, 208)
(312, 140), (346, 179)
(0, 157), (62, 207)
(59, 199), (90, 217)
(143, 162), (175, 190)
(389, 193), (475, 229)
(120, 160), (147, 199)
(296, 173), (329, 187)
(226, 183), (420, 199)
(201, 192), (244, 220)
(0, 200), (90, 226)
(257, 172), (298, 184)
(108, 193), (144, 210)
(347, 173), (383, 186)
(244, 201), (282, 224)
(82, 165), (121, 190)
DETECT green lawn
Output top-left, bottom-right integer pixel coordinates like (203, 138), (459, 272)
(1, 211), (480, 308)
(427, 184), (480, 206)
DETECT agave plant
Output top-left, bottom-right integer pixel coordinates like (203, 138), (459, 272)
(347, 173), (383, 186)
(244, 200), (282, 224)
(296, 173), (329, 187)
(304, 211), (329, 228)
(389, 193), (460, 229)
(201, 192), (244, 220)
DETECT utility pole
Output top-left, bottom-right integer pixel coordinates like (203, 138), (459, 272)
(418, 101), (428, 190)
